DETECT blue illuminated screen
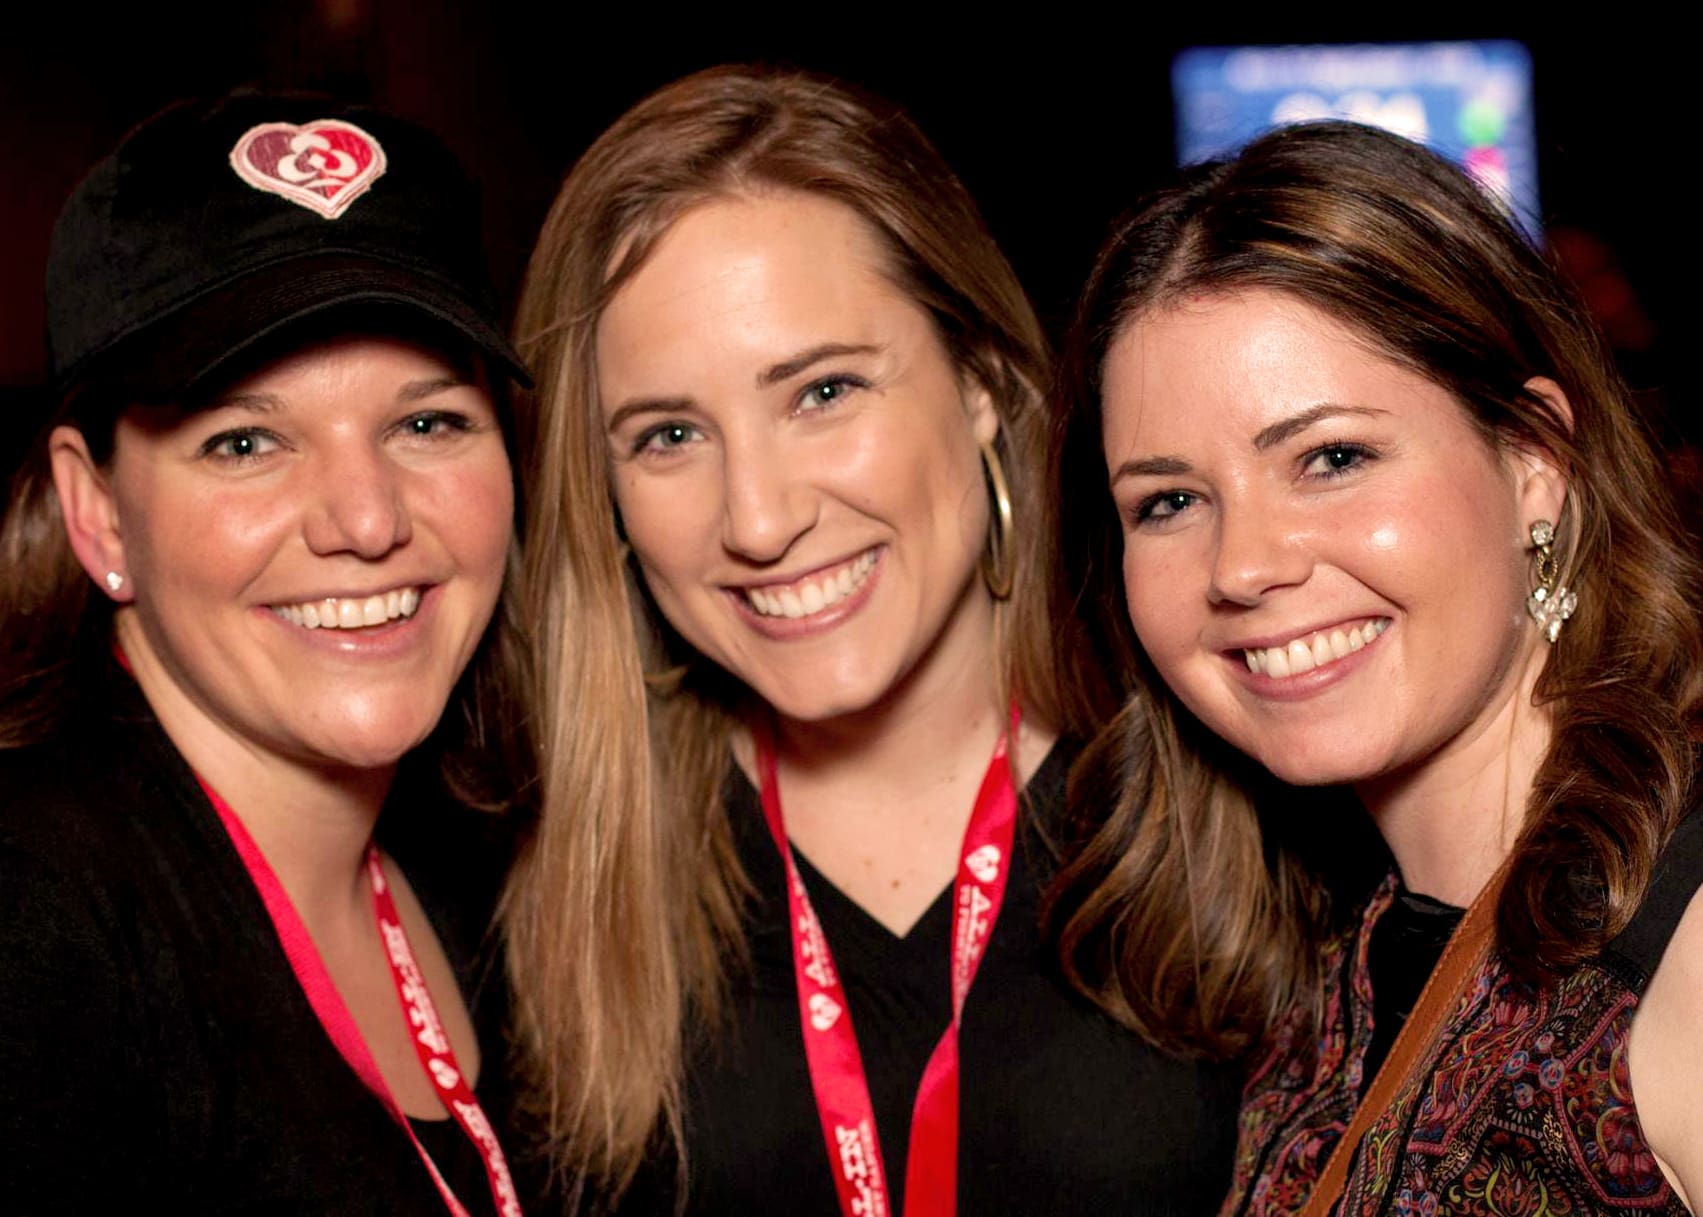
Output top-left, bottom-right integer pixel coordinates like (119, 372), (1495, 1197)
(1172, 41), (1538, 234)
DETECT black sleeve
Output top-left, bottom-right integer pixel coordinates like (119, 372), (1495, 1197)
(0, 834), (150, 1212)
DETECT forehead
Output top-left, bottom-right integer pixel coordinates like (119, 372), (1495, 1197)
(113, 335), (484, 446)
(199, 332), (478, 401)
(1101, 290), (1453, 451)
(594, 192), (917, 383)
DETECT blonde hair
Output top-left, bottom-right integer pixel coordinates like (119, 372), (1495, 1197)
(504, 64), (1079, 1196)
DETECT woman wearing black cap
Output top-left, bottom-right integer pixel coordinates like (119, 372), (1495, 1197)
(0, 95), (530, 1215)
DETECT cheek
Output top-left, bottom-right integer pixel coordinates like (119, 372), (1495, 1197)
(1346, 458), (1523, 611)
(848, 409), (986, 558)
(428, 458), (516, 580)
(1120, 540), (1195, 683)
(119, 481), (281, 597)
(612, 469), (713, 597)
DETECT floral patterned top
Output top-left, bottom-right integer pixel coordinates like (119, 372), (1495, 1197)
(1223, 810), (1703, 1217)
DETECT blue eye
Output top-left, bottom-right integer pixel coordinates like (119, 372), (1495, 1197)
(398, 411), (474, 440)
(199, 429), (279, 462)
(635, 421), (700, 455)
(1303, 442), (1375, 478)
(1135, 490), (1198, 524)
(799, 375), (867, 411)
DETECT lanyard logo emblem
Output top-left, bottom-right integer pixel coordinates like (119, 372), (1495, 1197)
(965, 844), (1002, 884)
(808, 992), (844, 1032)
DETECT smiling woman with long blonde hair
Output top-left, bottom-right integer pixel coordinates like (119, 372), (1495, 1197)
(505, 64), (1238, 1215)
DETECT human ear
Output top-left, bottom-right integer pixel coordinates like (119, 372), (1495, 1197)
(48, 425), (132, 603)
(1513, 377), (1572, 528)
(958, 367), (1002, 447)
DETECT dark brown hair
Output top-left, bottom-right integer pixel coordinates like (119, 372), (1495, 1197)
(1046, 120), (1703, 1059)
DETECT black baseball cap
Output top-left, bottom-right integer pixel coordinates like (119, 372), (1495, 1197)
(47, 91), (528, 403)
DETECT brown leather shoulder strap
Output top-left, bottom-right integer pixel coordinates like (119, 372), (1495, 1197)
(1295, 873), (1501, 1217)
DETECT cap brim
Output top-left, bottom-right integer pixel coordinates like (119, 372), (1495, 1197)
(76, 253), (530, 399)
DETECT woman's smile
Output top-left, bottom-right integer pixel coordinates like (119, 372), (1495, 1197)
(732, 546), (881, 621)
(105, 336), (513, 773)
(1237, 616), (1390, 677)
(1104, 289), (1557, 788)
(598, 192), (999, 724)
(267, 584), (424, 630)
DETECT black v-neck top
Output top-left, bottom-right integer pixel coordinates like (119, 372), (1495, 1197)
(0, 673), (520, 1215)
(618, 742), (1241, 1215)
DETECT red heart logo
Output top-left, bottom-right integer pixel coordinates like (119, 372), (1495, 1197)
(228, 120), (388, 219)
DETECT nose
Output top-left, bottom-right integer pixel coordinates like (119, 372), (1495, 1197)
(720, 431), (816, 564)
(1207, 498), (1311, 606)
(302, 444), (412, 559)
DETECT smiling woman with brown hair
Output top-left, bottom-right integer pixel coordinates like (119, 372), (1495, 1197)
(0, 94), (532, 1214)
(1049, 120), (1703, 1215)
(505, 63), (1238, 1216)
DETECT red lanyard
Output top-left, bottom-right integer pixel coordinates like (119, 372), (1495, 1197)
(754, 705), (1020, 1217)
(200, 779), (522, 1217)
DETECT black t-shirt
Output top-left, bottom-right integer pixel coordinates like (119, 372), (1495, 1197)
(0, 681), (519, 1215)
(1363, 888), (1464, 1084)
(620, 743), (1241, 1215)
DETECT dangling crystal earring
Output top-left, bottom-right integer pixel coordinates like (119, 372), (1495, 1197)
(1525, 520), (1576, 643)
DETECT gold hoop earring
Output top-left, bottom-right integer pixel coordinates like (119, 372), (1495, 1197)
(1526, 518), (1577, 643)
(979, 438), (1015, 601)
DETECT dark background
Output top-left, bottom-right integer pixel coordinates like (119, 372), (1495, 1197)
(4, 6), (1693, 476)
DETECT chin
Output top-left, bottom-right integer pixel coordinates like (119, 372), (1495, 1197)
(752, 670), (890, 725)
(1238, 731), (1388, 789)
(291, 710), (441, 775)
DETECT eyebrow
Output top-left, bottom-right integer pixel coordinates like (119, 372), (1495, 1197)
(1110, 404), (1389, 486)
(605, 394), (693, 434)
(604, 342), (885, 432)
(756, 342), (881, 388)
(397, 376), (471, 403)
(1110, 454), (1193, 484)
(206, 392), (285, 414)
(203, 376), (470, 415)
(1252, 404), (1387, 450)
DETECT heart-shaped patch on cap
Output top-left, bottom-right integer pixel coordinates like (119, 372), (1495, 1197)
(228, 119), (388, 219)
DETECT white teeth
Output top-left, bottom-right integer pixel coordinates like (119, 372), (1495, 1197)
(742, 549), (879, 620)
(1244, 618), (1389, 679)
(270, 587), (423, 631)
(1287, 639), (1315, 674)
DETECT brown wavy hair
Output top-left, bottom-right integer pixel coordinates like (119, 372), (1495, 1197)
(505, 64), (1077, 1197)
(1045, 120), (1703, 1060)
